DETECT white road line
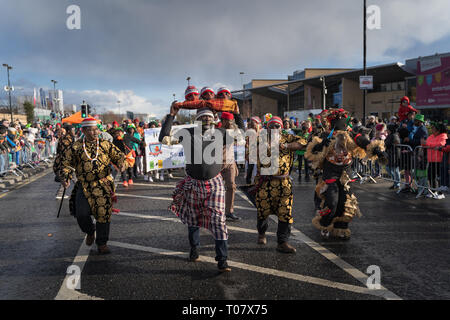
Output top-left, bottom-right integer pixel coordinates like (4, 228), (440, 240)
(108, 241), (390, 299)
(235, 190), (402, 300)
(116, 193), (255, 211)
(117, 211), (275, 235)
(54, 236), (103, 300)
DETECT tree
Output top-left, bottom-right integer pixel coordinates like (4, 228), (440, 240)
(23, 101), (35, 124)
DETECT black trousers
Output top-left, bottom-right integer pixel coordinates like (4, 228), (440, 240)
(257, 219), (291, 244)
(246, 163), (255, 184)
(75, 185), (110, 246)
(320, 181), (348, 230)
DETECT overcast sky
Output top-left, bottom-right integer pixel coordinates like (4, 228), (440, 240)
(1, 0), (450, 117)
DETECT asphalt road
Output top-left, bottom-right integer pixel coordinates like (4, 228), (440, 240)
(0, 168), (449, 300)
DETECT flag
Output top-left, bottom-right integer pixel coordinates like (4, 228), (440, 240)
(33, 88), (36, 106)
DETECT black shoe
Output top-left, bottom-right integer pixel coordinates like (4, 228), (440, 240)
(226, 213), (241, 221)
(218, 261), (231, 272)
(389, 184), (396, 190)
(189, 247), (200, 262)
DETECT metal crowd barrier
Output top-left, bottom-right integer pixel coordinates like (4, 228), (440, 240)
(0, 138), (56, 179)
(350, 143), (449, 199)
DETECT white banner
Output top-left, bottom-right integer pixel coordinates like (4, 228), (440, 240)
(144, 125), (195, 172)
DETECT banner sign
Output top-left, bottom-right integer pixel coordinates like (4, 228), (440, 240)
(144, 125), (195, 172)
(416, 56), (450, 107)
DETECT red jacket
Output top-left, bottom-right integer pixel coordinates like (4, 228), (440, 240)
(398, 96), (418, 122)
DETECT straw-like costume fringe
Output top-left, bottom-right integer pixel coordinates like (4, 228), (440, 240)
(365, 139), (385, 161)
(305, 136), (326, 168)
(331, 228), (351, 238)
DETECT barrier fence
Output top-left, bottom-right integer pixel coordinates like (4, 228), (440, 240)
(351, 144), (449, 199)
(0, 138), (56, 178)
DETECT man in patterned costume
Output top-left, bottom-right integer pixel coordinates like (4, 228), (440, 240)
(255, 116), (307, 254)
(53, 123), (75, 182)
(305, 108), (388, 240)
(59, 118), (126, 254)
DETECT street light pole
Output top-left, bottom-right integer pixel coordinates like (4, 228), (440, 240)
(240, 71), (245, 115)
(51, 79), (58, 115)
(3, 64), (13, 122)
(186, 77), (191, 86)
(363, 0), (367, 125)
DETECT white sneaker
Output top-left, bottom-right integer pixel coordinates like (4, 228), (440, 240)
(148, 176), (154, 182)
(168, 173), (174, 179)
(155, 171), (159, 180)
(159, 172), (164, 181)
(435, 193), (445, 200)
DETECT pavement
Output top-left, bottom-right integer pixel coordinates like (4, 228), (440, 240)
(0, 168), (449, 300)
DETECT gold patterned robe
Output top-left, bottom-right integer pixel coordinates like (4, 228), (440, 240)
(255, 133), (306, 223)
(60, 138), (125, 223)
(53, 134), (74, 181)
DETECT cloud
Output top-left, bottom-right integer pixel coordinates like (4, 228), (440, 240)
(63, 89), (167, 117)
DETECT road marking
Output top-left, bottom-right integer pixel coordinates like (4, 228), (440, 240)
(108, 240), (390, 299)
(55, 236), (103, 300)
(117, 211), (275, 236)
(235, 190), (402, 300)
(115, 193), (255, 211)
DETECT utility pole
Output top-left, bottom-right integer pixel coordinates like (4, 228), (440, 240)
(2, 64), (13, 122)
(117, 100), (121, 119)
(363, 0), (367, 125)
(240, 72), (245, 115)
(320, 76), (327, 110)
(186, 77), (191, 86)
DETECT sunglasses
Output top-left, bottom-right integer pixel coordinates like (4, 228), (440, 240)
(270, 124), (281, 129)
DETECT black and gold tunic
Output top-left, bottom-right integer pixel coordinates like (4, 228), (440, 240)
(60, 138), (125, 223)
(255, 133), (306, 223)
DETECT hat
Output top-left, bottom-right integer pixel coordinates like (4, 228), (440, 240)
(390, 116), (397, 121)
(221, 112), (234, 120)
(267, 116), (283, 127)
(185, 86), (199, 99)
(81, 117), (98, 128)
(195, 107), (215, 121)
(133, 118), (139, 123)
(200, 87), (215, 97)
(368, 115), (375, 120)
(112, 121), (119, 126)
(127, 124), (136, 129)
(414, 114), (425, 123)
(217, 87), (231, 97)
(251, 116), (261, 124)
(375, 123), (385, 131)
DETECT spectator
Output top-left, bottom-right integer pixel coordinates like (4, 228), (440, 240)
(366, 116), (376, 139)
(385, 124), (401, 189)
(398, 96), (418, 122)
(421, 122), (447, 199)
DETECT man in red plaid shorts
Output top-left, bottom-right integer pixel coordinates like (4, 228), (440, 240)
(159, 100), (244, 272)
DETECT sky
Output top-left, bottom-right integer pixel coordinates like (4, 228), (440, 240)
(1, 0), (450, 118)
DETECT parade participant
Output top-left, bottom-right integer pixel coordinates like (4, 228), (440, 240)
(398, 96), (419, 122)
(245, 116), (261, 184)
(217, 88), (245, 221)
(53, 123), (75, 182)
(220, 112), (243, 221)
(200, 87), (215, 100)
(185, 86), (200, 101)
(305, 108), (388, 240)
(159, 103), (242, 272)
(254, 116), (307, 253)
(59, 117), (126, 254)
(296, 122), (311, 182)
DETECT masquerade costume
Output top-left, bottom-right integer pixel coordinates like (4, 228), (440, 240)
(305, 109), (388, 239)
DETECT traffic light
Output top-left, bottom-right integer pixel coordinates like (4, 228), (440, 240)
(81, 102), (87, 118)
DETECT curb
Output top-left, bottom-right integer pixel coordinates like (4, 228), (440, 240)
(0, 162), (53, 189)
